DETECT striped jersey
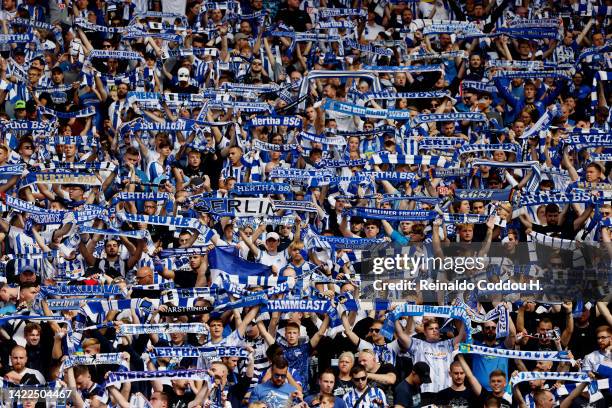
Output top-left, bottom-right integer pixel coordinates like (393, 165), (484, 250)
(342, 385), (388, 408)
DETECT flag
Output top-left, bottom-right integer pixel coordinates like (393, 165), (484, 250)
(208, 246), (271, 284)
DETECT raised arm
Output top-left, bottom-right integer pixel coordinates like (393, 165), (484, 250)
(341, 312), (362, 346)
(236, 305), (260, 338)
(560, 382), (589, 408)
(395, 317), (414, 350)
(238, 228), (260, 259)
(560, 302), (574, 348)
(309, 314), (330, 349)
(596, 301), (612, 327)
(457, 354), (482, 395)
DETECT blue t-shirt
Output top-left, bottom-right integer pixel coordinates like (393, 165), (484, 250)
(282, 341), (311, 393)
(472, 339), (508, 391)
(249, 380), (297, 406)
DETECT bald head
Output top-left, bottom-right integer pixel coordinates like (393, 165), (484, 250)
(135, 266), (153, 285)
(534, 390), (555, 408)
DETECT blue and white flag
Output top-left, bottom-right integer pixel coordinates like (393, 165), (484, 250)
(208, 246), (271, 283)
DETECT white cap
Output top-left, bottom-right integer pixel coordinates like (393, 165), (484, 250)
(178, 67), (190, 81)
(266, 232), (280, 241)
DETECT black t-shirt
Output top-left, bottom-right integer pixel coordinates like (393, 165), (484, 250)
(202, 153), (224, 190)
(180, 162), (208, 180)
(173, 268), (198, 288)
(334, 378), (353, 398)
(162, 384), (195, 408)
(274, 7), (312, 31)
(532, 223), (576, 240)
(169, 83), (200, 94)
(372, 363), (396, 393)
(437, 386), (479, 408)
(393, 380), (421, 408)
(525, 336), (557, 352)
(569, 323), (598, 360)
(478, 389), (511, 408)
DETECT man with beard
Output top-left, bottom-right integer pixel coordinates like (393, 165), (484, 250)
(583, 325), (612, 373)
(80, 237), (144, 279)
(471, 319), (516, 391)
(249, 356), (301, 407)
(4, 346), (46, 385)
(108, 82), (129, 131)
(516, 302), (574, 367)
(437, 361), (478, 408)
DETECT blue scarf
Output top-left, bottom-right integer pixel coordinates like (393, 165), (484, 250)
(344, 39), (392, 56)
(345, 207), (437, 221)
(519, 190), (602, 206)
(460, 343), (573, 362)
(246, 116), (303, 128)
(314, 235), (388, 250)
(455, 143), (522, 161)
(232, 182), (292, 196)
(252, 140), (299, 152)
(369, 153), (450, 168)
(410, 112), (487, 128)
(455, 189), (514, 202)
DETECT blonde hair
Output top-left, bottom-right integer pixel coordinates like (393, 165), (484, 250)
(288, 241), (305, 251)
(81, 338), (100, 349)
(338, 351), (355, 364)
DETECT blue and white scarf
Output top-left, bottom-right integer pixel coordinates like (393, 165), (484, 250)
(345, 207), (437, 221)
(459, 343), (573, 363)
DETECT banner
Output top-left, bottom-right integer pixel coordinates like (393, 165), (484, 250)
(192, 197), (275, 217)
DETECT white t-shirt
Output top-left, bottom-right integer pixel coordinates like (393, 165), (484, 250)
(197, 330), (244, 369)
(407, 337), (454, 393)
(258, 249), (289, 270)
(582, 349), (611, 373)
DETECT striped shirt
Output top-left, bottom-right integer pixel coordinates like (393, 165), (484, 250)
(220, 163), (247, 183)
(342, 385), (388, 408)
(243, 335), (269, 390)
(108, 98), (128, 131)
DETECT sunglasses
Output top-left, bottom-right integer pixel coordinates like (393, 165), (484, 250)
(352, 376), (367, 382)
(369, 328), (381, 333)
(272, 373), (287, 379)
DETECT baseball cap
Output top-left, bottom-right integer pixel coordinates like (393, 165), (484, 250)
(178, 67), (190, 81)
(14, 100), (26, 110)
(234, 33), (249, 42)
(266, 232), (280, 241)
(413, 362), (432, 383)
